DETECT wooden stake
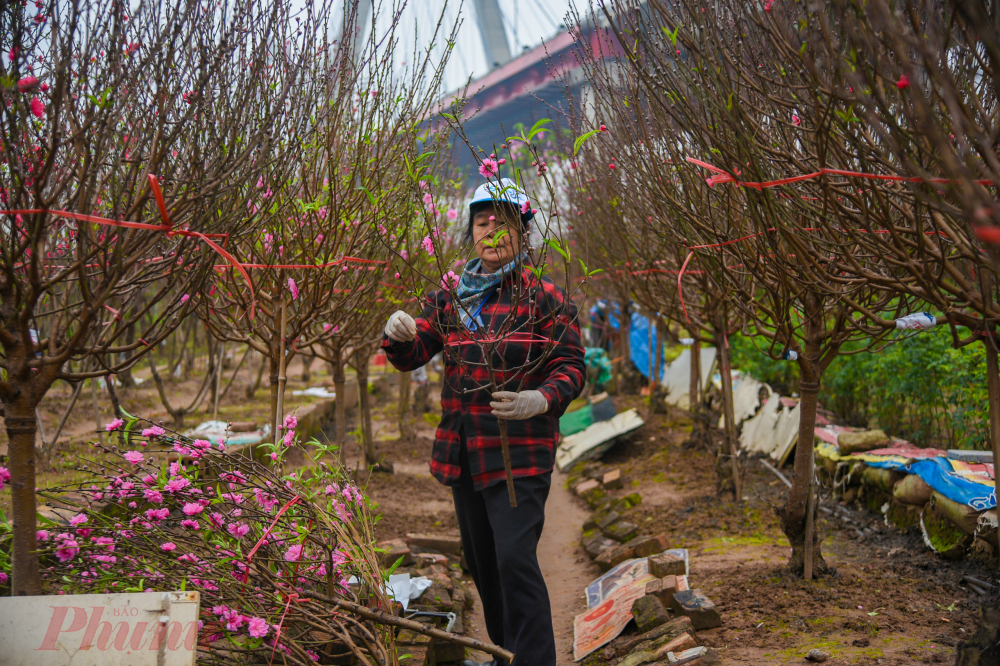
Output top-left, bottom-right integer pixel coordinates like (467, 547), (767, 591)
(275, 300), (287, 447)
(213, 340), (224, 421)
(91, 376), (102, 444)
(803, 454), (816, 580)
(718, 328), (742, 501)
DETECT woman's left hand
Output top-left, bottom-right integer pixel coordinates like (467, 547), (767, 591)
(490, 390), (549, 420)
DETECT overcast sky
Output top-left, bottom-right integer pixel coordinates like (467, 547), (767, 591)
(362, 0), (576, 93)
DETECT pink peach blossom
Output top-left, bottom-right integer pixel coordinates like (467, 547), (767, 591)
(182, 503), (204, 516)
(478, 159), (499, 178)
(123, 451), (144, 465)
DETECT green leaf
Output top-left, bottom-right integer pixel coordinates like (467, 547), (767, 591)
(661, 24), (681, 47)
(544, 237), (570, 261)
(526, 118), (552, 142)
(384, 555), (405, 578)
(573, 129), (602, 156)
(482, 230), (509, 249)
(358, 185), (379, 207)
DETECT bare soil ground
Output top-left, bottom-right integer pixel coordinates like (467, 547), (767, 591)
(305, 388), (1000, 665)
(583, 396), (994, 665)
(15, 365), (998, 665)
(1, 352), (357, 515)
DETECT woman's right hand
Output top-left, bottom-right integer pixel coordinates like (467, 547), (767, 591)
(384, 311), (417, 342)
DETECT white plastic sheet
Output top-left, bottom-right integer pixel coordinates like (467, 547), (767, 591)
(660, 347), (717, 409)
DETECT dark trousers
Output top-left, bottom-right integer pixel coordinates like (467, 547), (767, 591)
(453, 438), (556, 666)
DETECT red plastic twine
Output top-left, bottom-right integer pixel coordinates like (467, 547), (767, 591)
(677, 251), (695, 327)
(269, 592), (302, 665)
(240, 495), (302, 582)
(0, 174), (257, 318)
(686, 156), (997, 189)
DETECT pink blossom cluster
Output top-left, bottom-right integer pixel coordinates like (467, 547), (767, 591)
(27, 424), (364, 657)
(478, 157), (499, 179)
(421, 235), (435, 256)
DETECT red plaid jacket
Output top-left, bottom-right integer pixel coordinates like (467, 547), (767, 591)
(382, 268), (586, 490)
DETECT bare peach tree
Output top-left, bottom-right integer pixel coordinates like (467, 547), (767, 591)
(560, 41), (751, 494)
(574, 0), (931, 576)
(786, 0), (1000, 474)
(199, 0), (457, 453)
(0, 0), (333, 594)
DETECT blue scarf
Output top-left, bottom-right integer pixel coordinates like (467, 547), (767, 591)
(456, 254), (524, 330)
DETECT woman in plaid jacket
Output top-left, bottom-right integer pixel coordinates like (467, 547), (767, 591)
(382, 179), (586, 666)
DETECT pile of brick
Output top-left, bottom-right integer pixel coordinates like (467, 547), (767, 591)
(569, 463), (722, 666)
(375, 533), (477, 665)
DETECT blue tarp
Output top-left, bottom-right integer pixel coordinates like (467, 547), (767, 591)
(593, 302), (664, 381)
(864, 455), (996, 511)
(630, 312), (664, 381)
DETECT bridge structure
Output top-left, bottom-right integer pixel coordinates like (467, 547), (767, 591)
(338, 1), (624, 179)
(426, 1), (622, 179)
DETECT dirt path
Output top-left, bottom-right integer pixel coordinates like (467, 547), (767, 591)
(539, 469), (600, 665)
(459, 468), (598, 665)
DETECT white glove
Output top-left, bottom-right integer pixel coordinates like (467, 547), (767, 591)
(490, 390), (549, 420)
(384, 311), (417, 342)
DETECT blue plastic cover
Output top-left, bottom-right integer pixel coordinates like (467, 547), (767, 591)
(629, 311), (665, 381)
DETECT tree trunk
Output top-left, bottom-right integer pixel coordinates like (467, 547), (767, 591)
(398, 370), (414, 441)
(119, 321), (137, 388)
(219, 343), (250, 403)
(274, 301), (288, 448)
(269, 356), (280, 444)
(647, 315), (656, 421)
(716, 320), (741, 501)
(206, 334), (217, 376)
(655, 317), (665, 384)
(183, 319), (196, 380)
(619, 303), (638, 394)
(91, 376), (103, 443)
(689, 337), (701, 411)
(782, 301), (829, 578)
(106, 370), (123, 418)
(980, 271), (1000, 518)
(301, 353), (315, 383)
(331, 342), (348, 466)
(356, 350), (376, 465)
(6, 398), (41, 595)
(40, 379), (84, 464)
(247, 349), (266, 399)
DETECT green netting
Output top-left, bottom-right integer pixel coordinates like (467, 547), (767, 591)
(560, 403), (594, 436)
